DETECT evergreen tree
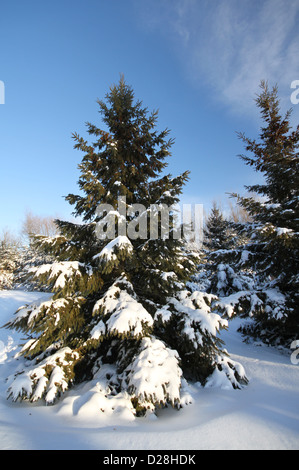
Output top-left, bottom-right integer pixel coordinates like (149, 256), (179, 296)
(230, 81), (299, 345)
(194, 202), (254, 304)
(4, 78), (247, 415)
(203, 202), (231, 251)
(0, 232), (21, 290)
(13, 242), (56, 291)
(12, 212), (59, 290)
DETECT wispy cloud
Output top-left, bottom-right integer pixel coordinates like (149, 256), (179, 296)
(135, 0), (299, 119)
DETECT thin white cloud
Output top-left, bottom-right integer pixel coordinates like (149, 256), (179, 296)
(206, 0), (299, 115)
(135, 0), (299, 119)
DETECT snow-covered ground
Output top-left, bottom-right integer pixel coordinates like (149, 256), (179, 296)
(0, 290), (298, 450)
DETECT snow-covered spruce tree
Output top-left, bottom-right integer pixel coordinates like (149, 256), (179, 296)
(0, 232), (21, 290)
(201, 202), (244, 296)
(13, 240), (56, 291)
(203, 201), (232, 252)
(191, 203), (263, 324)
(4, 78), (247, 415)
(227, 81), (299, 346)
(190, 203), (231, 295)
(206, 218), (255, 303)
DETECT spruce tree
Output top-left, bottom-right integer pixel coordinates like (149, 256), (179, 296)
(0, 233), (21, 290)
(4, 77), (247, 415)
(231, 81), (299, 345)
(203, 202), (231, 251)
(195, 202), (254, 305)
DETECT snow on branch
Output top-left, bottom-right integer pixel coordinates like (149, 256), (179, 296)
(91, 277), (153, 339)
(7, 347), (79, 404)
(123, 336), (182, 410)
(29, 261), (83, 290)
(93, 236), (133, 262)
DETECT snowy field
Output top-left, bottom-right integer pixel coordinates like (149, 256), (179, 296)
(0, 290), (298, 450)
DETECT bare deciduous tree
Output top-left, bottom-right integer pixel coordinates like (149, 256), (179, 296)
(21, 211), (59, 244)
(227, 199), (252, 224)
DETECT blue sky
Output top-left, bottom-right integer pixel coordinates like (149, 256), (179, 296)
(1, 0), (299, 235)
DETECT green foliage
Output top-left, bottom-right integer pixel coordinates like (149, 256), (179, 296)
(4, 77), (247, 413)
(234, 82), (299, 344)
(203, 202), (232, 251)
(197, 82), (299, 347)
(0, 233), (21, 289)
